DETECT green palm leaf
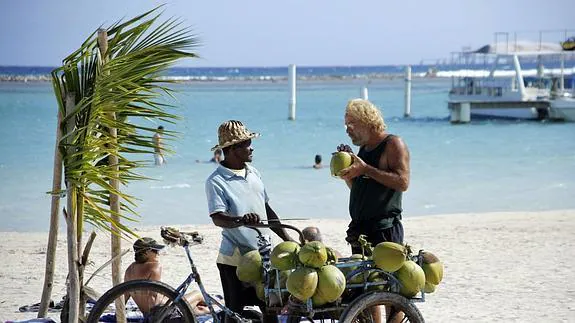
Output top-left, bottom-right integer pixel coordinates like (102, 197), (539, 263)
(51, 6), (199, 238)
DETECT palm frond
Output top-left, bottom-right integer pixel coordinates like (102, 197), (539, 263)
(51, 5), (199, 238)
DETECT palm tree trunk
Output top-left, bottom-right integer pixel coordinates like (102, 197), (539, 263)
(98, 29), (126, 323)
(65, 188), (80, 323)
(63, 92), (80, 323)
(38, 106), (63, 318)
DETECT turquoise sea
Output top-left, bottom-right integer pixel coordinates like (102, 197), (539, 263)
(1, 77), (575, 231)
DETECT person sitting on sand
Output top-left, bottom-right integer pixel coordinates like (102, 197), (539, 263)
(313, 154), (323, 169)
(124, 237), (211, 317)
(302, 226), (343, 258)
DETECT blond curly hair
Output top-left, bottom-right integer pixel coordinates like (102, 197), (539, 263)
(345, 99), (387, 133)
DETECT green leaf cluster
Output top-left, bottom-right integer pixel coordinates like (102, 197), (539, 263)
(51, 6), (199, 237)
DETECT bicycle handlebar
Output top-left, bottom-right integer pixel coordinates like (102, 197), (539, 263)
(244, 222), (306, 245)
(161, 221), (307, 247)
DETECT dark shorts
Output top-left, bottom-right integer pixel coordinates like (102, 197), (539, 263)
(217, 263), (278, 323)
(350, 219), (404, 255)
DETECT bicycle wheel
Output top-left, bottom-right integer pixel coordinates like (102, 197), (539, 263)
(285, 310), (341, 323)
(286, 316), (339, 323)
(338, 292), (424, 323)
(86, 280), (196, 323)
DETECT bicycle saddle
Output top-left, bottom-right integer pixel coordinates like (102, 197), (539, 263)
(161, 226), (203, 246)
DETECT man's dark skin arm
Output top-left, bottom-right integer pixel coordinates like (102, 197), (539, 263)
(210, 211), (260, 228)
(210, 205), (295, 242)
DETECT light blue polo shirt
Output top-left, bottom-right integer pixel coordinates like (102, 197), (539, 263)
(205, 164), (272, 265)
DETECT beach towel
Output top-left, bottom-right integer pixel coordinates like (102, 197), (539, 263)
(18, 300), (63, 313)
(5, 319), (57, 323)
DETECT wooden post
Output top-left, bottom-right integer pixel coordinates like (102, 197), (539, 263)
(38, 99), (64, 318)
(404, 65), (412, 118)
(64, 93), (80, 323)
(460, 102), (471, 123)
(98, 29), (126, 323)
(560, 53), (565, 91)
(360, 86), (369, 100)
(288, 64), (296, 120)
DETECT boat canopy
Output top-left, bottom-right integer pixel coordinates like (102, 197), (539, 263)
(469, 41), (564, 56)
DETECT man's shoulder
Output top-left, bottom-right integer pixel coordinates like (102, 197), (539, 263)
(125, 261), (161, 280)
(387, 134), (408, 150)
(246, 164), (261, 176)
(206, 166), (224, 182)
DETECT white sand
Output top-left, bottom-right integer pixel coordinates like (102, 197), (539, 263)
(2, 209), (574, 322)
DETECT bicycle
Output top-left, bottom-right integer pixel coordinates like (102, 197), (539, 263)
(86, 223), (304, 323)
(86, 223), (426, 323)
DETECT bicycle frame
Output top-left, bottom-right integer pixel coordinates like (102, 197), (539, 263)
(168, 225), (281, 323)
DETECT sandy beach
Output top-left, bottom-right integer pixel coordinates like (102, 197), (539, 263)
(1, 209), (574, 322)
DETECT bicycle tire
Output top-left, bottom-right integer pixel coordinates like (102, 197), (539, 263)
(285, 310), (341, 323)
(86, 280), (197, 323)
(339, 291), (424, 323)
(286, 316), (339, 323)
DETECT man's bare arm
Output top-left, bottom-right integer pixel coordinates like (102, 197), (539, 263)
(364, 137), (410, 191)
(210, 211), (260, 228)
(340, 137), (410, 192)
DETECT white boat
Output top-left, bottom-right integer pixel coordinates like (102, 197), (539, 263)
(447, 31), (575, 122)
(549, 93), (575, 121)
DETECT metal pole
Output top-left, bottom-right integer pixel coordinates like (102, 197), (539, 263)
(404, 65), (412, 118)
(360, 86), (368, 100)
(288, 64), (296, 120)
(513, 54), (526, 98)
(560, 53), (565, 91)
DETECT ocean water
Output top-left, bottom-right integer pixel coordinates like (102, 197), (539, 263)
(1, 76), (574, 232)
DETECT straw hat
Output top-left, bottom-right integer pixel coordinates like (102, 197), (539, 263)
(211, 120), (260, 151)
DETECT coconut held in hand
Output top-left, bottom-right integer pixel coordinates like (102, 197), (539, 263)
(330, 152), (353, 177)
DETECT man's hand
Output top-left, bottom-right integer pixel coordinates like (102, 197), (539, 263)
(241, 213), (260, 225)
(337, 144), (353, 154)
(339, 154), (367, 181)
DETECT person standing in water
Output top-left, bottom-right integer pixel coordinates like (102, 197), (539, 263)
(153, 125), (165, 166)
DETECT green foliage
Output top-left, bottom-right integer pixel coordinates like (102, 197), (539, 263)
(51, 6), (199, 237)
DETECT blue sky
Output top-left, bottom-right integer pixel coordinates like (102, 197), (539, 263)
(0, 0), (572, 67)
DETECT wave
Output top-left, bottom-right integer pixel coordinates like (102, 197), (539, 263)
(149, 183), (191, 190)
(1, 66), (574, 83)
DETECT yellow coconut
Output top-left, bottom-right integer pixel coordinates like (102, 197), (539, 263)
(286, 267), (318, 302)
(421, 252), (444, 285)
(255, 281), (265, 301)
(330, 152), (353, 177)
(367, 271), (387, 291)
(236, 250), (263, 283)
(340, 254), (366, 284)
(395, 260), (426, 298)
(311, 265), (346, 306)
(326, 247), (339, 265)
(423, 282), (437, 294)
(372, 242), (406, 273)
(271, 241), (300, 270)
(298, 241), (328, 268)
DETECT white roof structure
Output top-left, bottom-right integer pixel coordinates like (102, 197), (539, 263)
(469, 41), (564, 56)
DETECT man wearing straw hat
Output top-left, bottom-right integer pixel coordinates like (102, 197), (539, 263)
(205, 120), (293, 323)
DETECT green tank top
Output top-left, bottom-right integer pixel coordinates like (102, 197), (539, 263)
(349, 135), (402, 233)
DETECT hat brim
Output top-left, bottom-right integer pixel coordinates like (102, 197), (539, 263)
(149, 243), (165, 251)
(211, 132), (260, 151)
